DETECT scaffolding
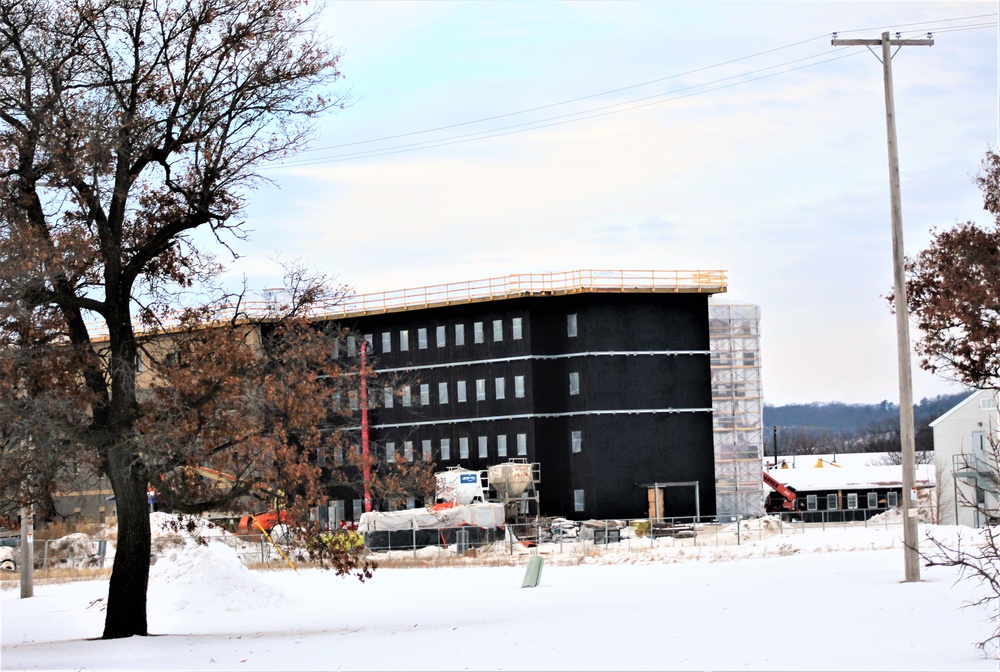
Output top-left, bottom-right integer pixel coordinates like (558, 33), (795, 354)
(709, 303), (764, 518)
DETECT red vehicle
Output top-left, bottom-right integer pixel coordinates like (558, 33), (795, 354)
(762, 471), (799, 514)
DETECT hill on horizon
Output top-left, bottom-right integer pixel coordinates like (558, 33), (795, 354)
(763, 391), (972, 433)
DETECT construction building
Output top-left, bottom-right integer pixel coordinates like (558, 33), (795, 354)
(316, 270), (727, 522)
(709, 302), (765, 518)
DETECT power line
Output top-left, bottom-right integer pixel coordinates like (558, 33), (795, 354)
(269, 15), (996, 168)
(834, 12), (996, 36)
(277, 51), (862, 167)
(293, 32), (837, 155)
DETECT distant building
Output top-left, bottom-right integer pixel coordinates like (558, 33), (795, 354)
(761, 458), (935, 522)
(318, 270), (727, 522)
(930, 389), (1000, 527)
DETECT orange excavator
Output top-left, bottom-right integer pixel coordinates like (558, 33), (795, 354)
(237, 510), (291, 536)
(762, 471), (799, 514)
(185, 467), (291, 536)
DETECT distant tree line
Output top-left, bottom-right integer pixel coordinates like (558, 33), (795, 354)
(761, 391), (970, 461)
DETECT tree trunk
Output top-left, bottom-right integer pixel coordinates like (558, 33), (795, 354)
(102, 458), (151, 639)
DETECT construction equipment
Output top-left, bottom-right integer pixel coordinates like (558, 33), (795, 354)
(237, 510), (291, 536)
(160, 466), (292, 537)
(762, 471), (799, 513)
(435, 467), (488, 505)
(487, 459), (541, 522)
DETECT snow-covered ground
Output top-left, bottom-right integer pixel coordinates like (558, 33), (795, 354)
(3, 521), (1000, 671)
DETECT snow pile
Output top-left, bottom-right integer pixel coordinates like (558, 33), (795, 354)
(149, 512), (231, 539)
(41, 532), (108, 569)
(722, 514), (786, 538)
(149, 539), (283, 615)
(0, 546), (15, 569)
(100, 512), (232, 542)
(869, 504), (935, 525)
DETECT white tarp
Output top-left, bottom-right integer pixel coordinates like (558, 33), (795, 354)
(358, 503), (505, 533)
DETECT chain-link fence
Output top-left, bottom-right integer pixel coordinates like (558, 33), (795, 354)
(0, 510), (909, 572)
(357, 510), (908, 559)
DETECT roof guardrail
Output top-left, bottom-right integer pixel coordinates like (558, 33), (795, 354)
(86, 269), (727, 338)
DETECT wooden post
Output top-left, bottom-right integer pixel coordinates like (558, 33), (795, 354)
(19, 506), (33, 599)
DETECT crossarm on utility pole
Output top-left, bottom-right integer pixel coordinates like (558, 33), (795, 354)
(831, 38), (933, 47)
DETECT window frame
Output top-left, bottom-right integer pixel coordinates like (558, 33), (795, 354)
(569, 372), (580, 396)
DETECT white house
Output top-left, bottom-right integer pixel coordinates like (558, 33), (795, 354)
(929, 389), (1000, 527)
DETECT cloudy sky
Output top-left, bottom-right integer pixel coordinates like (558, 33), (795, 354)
(228, 2), (997, 406)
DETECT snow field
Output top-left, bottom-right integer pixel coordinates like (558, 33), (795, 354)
(3, 522), (1000, 670)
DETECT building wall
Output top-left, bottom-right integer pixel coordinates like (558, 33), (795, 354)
(931, 390), (1000, 526)
(329, 292), (717, 521)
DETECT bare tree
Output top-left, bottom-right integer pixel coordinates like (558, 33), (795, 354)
(0, 0), (359, 639)
(922, 433), (1000, 651)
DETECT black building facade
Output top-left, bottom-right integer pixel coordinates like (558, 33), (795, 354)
(323, 271), (725, 522)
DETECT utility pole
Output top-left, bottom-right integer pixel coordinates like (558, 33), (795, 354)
(832, 31), (933, 583)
